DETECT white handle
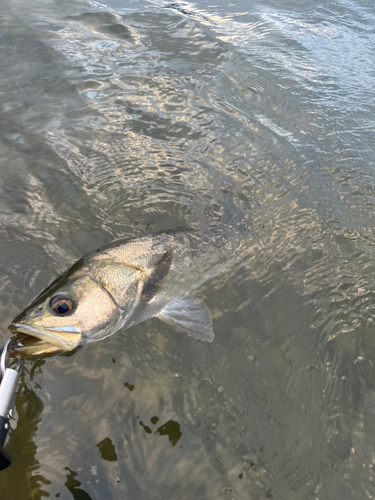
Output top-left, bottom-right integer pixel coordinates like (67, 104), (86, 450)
(0, 369), (19, 418)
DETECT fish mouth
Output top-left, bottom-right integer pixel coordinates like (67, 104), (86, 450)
(8, 323), (82, 358)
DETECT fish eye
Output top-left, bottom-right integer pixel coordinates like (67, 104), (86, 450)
(50, 295), (76, 316)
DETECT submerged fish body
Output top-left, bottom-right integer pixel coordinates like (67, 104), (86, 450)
(9, 227), (236, 357)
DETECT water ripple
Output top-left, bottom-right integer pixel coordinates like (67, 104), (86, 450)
(1, 0), (375, 498)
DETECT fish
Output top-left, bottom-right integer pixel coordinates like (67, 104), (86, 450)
(8, 226), (239, 358)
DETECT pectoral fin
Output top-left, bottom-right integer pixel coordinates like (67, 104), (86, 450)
(158, 296), (214, 342)
(141, 249), (174, 303)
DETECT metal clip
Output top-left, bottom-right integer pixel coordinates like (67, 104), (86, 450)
(1, 339), (22, 379)
(0, 339), (23, 471)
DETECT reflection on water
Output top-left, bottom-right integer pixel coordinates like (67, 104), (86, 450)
(138, 416), (182, 445)
(65, 468), (94, 500)
(155, 420), (182, 447)
(1, 0), (375, 498)
(97, 438), (118, 462)
(3, 378), (46, 498)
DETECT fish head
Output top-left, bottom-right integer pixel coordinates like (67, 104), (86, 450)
(8, 262), (122, 357)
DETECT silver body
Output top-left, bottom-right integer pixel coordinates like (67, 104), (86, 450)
(9, 224), (240, 356)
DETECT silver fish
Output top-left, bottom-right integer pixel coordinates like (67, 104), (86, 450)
(8, 227), (236, 357)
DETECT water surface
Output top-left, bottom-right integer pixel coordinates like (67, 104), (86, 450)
(1, 0), (375, 498)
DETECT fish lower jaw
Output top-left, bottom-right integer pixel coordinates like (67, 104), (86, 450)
(9, 323), (81, 352)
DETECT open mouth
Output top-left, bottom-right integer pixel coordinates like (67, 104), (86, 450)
(8, 323), (81, 358)
(9, 335), (63, 358)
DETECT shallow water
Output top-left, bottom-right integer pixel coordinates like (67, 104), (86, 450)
(1, 0), (375, 498)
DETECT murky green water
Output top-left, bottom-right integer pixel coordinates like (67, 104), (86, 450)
(1, 0), (375, 498)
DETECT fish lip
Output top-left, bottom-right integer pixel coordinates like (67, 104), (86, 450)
(8, 323), (81, 351)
